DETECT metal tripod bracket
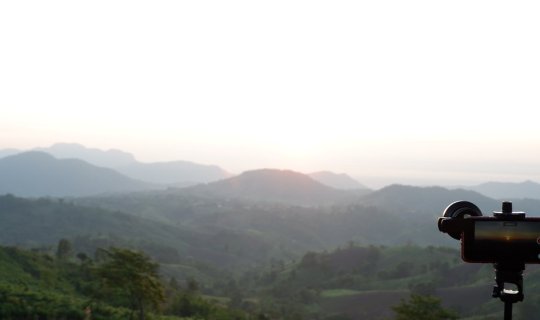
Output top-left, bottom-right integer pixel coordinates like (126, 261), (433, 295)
(492, 262), (525, 303)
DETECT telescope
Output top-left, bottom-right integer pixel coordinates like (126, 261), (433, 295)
(438, 201), (540, 320)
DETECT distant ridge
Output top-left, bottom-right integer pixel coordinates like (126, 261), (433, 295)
(358, 184), (497, 217)
(36, 143), (230, 185)
(468, 181), (540, 200)
(35, 142), (136, 168)
(0, 151), (154, 197)
(0, 148), (20, 159)
(309, 171), (369, 190)
(117, 161), (230, 185)
(186, 169), (349, 205)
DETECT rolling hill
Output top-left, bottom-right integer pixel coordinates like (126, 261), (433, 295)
(77, 182), (505, 248)
(356, 184), (499, 218)
(0, 194), (288, 270)
(185, 169), (352, 205)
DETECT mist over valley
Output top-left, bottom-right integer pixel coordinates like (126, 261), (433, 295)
(2, 143), (540, 319)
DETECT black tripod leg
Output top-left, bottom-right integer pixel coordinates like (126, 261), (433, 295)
(504, 301), (513, 320)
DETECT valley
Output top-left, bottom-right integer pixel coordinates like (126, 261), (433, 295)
(2, 145), (540, 319)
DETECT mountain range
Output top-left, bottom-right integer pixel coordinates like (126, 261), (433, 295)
(0, 151), (367, 199)
(36, 143), (136, 167)
(1, 143), (231, 187)
(2, 146), (537, 254)
(0, 152), (153, 197)
(0, 143), (367, 198)
(2, 143), (540, 200)
(6, 173), (527, 273)
(3, 143), (540, 320)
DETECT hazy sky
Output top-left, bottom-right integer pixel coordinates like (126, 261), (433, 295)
(1, 1), (540, 187)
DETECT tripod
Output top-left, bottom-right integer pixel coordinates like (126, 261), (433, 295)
(492, 262), (525, 320)
(438, 201), (535, 320)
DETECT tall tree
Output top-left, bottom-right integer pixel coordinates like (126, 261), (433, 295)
(96, 247), (164, 320)
(56, 238), (73, 260)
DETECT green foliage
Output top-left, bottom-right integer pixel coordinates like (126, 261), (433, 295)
(96, 247), (165, 320)
(0, 243), (249, 320)
(0, 284), (83, 319)
(167, 292), (214, 318)
(0, 195), (192, 264)
(392, 294), (458, 320)
(320, 289), (360, 298)
(250, 244), (494, 320)
(1, 190), (533, 320)
(283, 245), (473, 292)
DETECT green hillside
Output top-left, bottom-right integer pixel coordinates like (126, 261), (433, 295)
(0, 245), (248, 320)
(0, 194), (295, 273)
(250, 245), (540, 320)
(4, 182), (540, 319)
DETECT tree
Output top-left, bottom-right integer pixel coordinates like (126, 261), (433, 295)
(168, 292), (213, 318)
(392, 294), (458, 320)
(186, 277), (199, 292)
(56, 238), (73, 260)
(96, 247), (164, 320)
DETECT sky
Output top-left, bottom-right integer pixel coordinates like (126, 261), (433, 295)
(1, 1), (540, 188)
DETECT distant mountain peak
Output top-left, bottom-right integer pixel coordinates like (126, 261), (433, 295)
(186, 168), (349, 205)
(29, 143), (230, 185)
(236, 169), (331, 188)
(2, 150), (56, 162)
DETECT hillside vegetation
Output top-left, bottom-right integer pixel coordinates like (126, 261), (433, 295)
(0, 245), (246, 320)
(4, 166), (540, 319)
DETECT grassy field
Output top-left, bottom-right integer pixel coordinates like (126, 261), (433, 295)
(317, 284), (496, 320)
(321, 289), (362, 298)
(320, 289), (408, 320)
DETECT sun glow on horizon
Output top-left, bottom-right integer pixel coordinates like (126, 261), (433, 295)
(2, 1), (540, 185)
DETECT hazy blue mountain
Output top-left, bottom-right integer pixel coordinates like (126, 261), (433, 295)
(34, 143), (230, 185)
(468, 180), (540, 200)
(116, 160), (230, 185)
(350, 184), (507, 246)
(353, 184), (540, 220)
(357, 184), (499, 218)
(0, 152), (154, 197)
(35, 142), (137, 167)
(309, 171), (369, 190)
(0, 148), (20, 159)
(185, 169), (351, 205)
